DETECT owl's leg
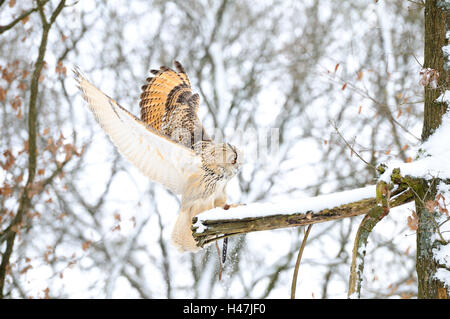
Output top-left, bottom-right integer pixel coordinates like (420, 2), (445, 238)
(219, 203), (239, 264)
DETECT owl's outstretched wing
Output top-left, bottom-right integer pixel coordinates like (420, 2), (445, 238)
(74, 68), (202, 194)
(139, 61), (211, 145)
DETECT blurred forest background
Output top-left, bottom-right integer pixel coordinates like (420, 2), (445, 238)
(0, 0), (427, 298)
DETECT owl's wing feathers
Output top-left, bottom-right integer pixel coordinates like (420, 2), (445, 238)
(74, 68), (202, 194)
(139, 61), (205, 139)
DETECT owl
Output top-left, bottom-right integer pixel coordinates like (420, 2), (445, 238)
(74, 61), (242, 252)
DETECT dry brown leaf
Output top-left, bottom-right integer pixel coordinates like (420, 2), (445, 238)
(17, 81), (27, 91)
(357, 70), (363, 81)
(22, 70), (29, 79)
(2, 149), (16, 170)
(20, 265), (32, 275)
(435, 193), (449, 216)
(16, 106), (22, 119)
(19, 140), (28, 155)
(404, 246), (411, 256)
(334, 63), (340, 73)
(42, 287), (50, 299)
(407, 211), (418, 231)
(57, 212), (68, 220)
(0, 87), (6, 101)
(82, 240), (92, 251)
(55, 61), (67, 76)
(63, 143), (74, 161)
(406, 105), (412, 114)
(11, 96), (21, 110)
(21, 14), (30, 25)
(419, 68), (439, 88)
(14, 174), (23, 183)
(0, 184), (13, 197)
(2, 68), (14, 83)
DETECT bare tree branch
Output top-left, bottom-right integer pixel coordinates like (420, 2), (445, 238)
(347, 182), (391, 298)
(0, 1), (51, 34)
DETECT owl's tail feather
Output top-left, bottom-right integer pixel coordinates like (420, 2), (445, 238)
(171, 208), (201, 253)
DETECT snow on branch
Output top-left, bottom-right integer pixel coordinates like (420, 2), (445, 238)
(192, 185), (414, 248)
(379, 105), (450, 183)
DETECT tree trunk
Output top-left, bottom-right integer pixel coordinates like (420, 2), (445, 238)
(416, 0), (449, 299)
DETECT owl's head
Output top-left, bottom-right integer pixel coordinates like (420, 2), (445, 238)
(199, 142), (243, 178)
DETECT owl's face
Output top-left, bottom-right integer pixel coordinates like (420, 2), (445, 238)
(202, 142), (243, 178)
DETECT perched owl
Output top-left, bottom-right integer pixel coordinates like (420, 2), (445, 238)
(74, 61), (242, 252)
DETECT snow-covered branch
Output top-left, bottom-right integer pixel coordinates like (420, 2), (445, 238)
(192, 185), (414, 248)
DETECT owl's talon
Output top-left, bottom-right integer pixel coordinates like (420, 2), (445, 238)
(223, 203), (243, 210)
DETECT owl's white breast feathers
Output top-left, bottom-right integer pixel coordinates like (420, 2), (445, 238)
(74, 69), (202, 194)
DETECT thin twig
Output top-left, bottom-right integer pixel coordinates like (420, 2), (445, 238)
(291, 225), (312, 299)
(331, 120), (377, 170)
(0, 1), (51, 34)
(324, 71), (421, 142)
